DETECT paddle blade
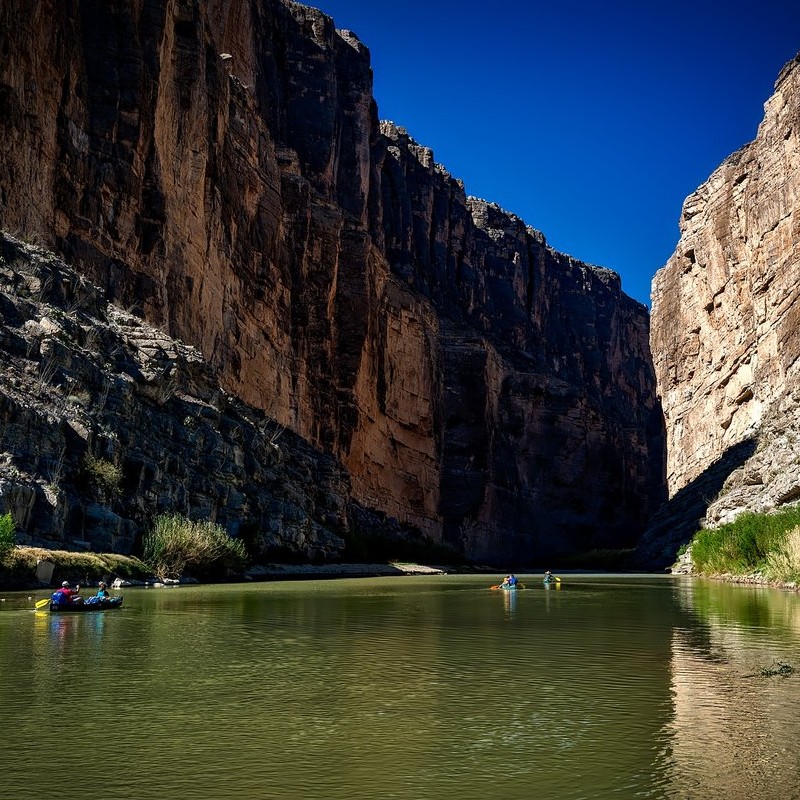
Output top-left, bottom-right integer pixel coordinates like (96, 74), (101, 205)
(34, 598), (50, 609)
(555, 577), (562, 583)
(518, 583), (526, 589)
(489, 584), (501, 590)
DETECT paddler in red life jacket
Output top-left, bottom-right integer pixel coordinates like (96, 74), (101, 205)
(51, 581), (82, 605)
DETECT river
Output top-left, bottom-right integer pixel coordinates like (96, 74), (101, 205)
(1, 574), (798, 799)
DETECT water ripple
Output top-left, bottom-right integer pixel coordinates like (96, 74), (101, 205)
(2, 576), (799, 799)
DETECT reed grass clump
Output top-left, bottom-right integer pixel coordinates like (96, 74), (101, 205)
(690, 506), (800, 582)
(142, 514), (248, 580)
(764, 527), (800, 583)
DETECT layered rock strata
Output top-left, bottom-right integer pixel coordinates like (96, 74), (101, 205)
(0, 232), (426, 559)
(644, 53), (800, 564)
(0, 0), (664, 561)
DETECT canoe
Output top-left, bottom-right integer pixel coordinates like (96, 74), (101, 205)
(49, 596), (123, 613)
(499, 584), (519, 591)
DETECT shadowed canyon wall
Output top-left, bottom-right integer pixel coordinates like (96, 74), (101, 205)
(0, 0), (665, 562)
(641, 53), (800, 566)
(0, 232), (355, 560)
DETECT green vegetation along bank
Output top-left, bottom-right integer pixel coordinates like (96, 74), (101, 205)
(0, 511), (240, 589)
(0, 544), (149, 590)
(685, 506), (800, 587)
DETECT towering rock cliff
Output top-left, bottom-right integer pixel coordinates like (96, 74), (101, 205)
(0, 0), (664, 562)
(643, 53), (800, 566)
(0, 232), (357, 560)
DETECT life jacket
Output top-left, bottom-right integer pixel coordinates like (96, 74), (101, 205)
(51, 590), (70, 605)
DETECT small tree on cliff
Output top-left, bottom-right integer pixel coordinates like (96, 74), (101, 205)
(0, 512), (16, 560)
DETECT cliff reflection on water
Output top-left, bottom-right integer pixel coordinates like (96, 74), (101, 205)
(667, 580), (800, 797)
(2, 576), (799, 799)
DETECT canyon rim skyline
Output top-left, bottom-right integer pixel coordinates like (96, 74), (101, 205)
(317, 0), (800, 306)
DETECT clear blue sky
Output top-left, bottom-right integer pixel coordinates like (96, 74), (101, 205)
(313, 0), (800, 306)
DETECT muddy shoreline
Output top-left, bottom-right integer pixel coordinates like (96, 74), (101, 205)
(0, 544), (499, 591)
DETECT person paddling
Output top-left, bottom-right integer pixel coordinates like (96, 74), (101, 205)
(51, 581), (82, 606)
(83, 580), (112, 605)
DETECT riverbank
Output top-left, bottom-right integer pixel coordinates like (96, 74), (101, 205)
(0, 544), (461, 590)
(243, 562), (449, 580)
(673, 554), (800, 592)
(670, 507), (800, 592)
(702, 572), (799, 592)
(685, 508), (800, 587)
(0, 546), (150, 590)
(121, 561), (454, 586)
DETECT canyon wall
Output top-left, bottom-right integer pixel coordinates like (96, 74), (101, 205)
(642, 53), (800, 565)
(0, 0), (664, 562)
(0, 232), (357, 560)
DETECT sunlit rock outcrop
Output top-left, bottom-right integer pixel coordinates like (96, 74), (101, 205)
(642, 53), (800, 566)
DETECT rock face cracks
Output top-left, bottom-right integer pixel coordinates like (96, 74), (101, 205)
(0, 0), (664, 562)
(642, 53), (800, 566)
(0, 232), (355, 559)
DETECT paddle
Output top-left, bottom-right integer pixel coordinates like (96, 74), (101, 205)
(489, 584), (501, 590)
(34, 598), (51, 610)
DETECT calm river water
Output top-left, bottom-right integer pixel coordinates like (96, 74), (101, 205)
(1, 574), (799, 799)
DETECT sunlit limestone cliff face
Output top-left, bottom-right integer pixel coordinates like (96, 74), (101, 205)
(0, 0), (664, 561)
(641, 53), (800, 566)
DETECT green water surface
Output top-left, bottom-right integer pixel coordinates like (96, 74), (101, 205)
(1, 574), (798, 799)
